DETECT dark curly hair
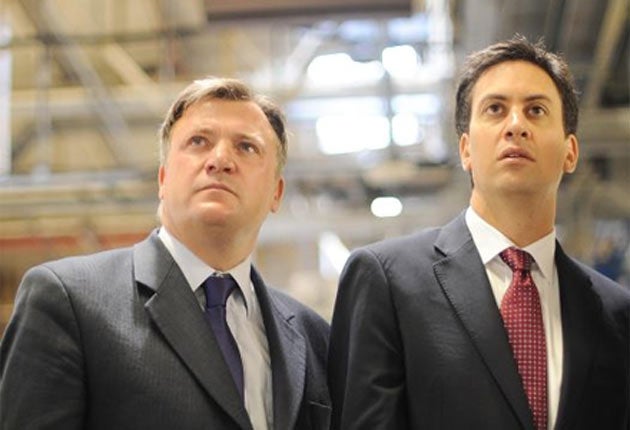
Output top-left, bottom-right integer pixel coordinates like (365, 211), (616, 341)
(455, 35), (579, 138)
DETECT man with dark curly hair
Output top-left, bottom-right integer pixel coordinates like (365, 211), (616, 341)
(329, 36), (630, 430)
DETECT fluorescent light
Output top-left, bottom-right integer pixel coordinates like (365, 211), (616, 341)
(316, 115), (390, 154)
(371, 196), (403, 218)
(307, 53), (384, 85)
(392, 112), (420, 146)
(382, 44), (418, 78)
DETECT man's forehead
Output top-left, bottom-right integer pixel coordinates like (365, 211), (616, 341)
(471, 61), (560, 102)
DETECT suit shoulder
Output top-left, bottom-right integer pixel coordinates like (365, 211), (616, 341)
(574, 258), (630, 305)
(268, 287), (330, 332)
(371, 227), (441, 251)
(350, 226), (442, 267)
(24, 246), (133, 287)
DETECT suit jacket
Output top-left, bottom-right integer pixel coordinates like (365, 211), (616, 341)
(0, 231), (331, 430)
(328, 213), (630, 429)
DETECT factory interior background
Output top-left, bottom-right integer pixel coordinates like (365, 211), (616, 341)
(1, 0), (629, 330)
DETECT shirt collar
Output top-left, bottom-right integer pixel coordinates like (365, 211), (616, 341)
(158, 226), (254, 311)
(465, 207), (556, 281)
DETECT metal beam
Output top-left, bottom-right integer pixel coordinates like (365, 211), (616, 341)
(101, 44), (155, 87)
(20, 0), (135, 165)
(0, 12), (10, 176)
(203, 0), (412, 20)
(583, 0), (628, 108)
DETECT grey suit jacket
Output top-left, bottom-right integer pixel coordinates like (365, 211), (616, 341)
(0, 231), (330, 429)
(329, 212), (630, 429)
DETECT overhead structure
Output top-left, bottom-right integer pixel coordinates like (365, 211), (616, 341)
(0, 0), (628, 284)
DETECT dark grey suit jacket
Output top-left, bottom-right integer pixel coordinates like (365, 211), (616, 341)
(329, 213), (630, 429)
(0, 231), (330, 429)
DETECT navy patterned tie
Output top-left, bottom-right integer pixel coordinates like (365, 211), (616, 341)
(203, 275), (244, 400)
(500, 247), (547, 430)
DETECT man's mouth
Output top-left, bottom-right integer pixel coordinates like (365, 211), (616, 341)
(499, 148), (534, 161)
(198, 183), (235, 195)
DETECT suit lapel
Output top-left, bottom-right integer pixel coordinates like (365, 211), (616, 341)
(554, 245), (601, 430)
(252, 268), (306, 430)
(134, 232), (253, 430)
(433, 214), (534, 429)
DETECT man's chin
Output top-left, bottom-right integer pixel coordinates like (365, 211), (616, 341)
(196, 206), (236, 224)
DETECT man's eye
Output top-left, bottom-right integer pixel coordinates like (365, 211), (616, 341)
(239, 142), (258, 153)
(529, 105), (546, 116)
(486, 104), (503, 114)
(190, 136), (206, 146)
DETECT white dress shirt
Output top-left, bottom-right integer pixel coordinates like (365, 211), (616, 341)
(465, 207), (563, 430)
(158, 227), (273, 430)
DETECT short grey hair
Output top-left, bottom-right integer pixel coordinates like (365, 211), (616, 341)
(158, 77), (288, 173)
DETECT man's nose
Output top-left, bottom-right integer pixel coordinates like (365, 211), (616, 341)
(504, 110), (530, 140)
(205, 141), (235, 173)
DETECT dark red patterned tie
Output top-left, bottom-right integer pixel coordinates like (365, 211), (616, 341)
(500, 247), (547, 430)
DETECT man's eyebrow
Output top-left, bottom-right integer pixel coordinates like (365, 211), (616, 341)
(187, 126), (268, 144)
(523, 94), (553, 103)
(188, 126), (216, 136)
(478, 93), (553, 103)
(233, 131), (265, 143)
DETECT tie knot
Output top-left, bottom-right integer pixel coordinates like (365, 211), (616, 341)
(500, 247), (533, 272)
(203, 275), (237, 308)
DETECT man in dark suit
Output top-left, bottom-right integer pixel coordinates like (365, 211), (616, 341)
(0, 77), (330, 429)
(328, 36), (630, 429)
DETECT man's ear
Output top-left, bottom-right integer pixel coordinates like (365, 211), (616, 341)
(270, 176), (285, 213)
(459, 133), (472, 172)
(563, 134), (579, 173)
(158, 165), (166, 200)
